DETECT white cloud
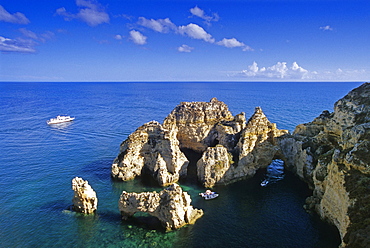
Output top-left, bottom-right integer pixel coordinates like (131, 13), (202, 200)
(237, 61), (369, 80)
(138, 17), (177, 33)
(0, 36), (36, 53)
(56, 0), (109, 26)
(178, 44), (194, 53)
(0, 5), (30, 24)
(178, 23), (215, 43)
(216, 38), (253, 51)
(129, 30), (147, 45)
(134, 13), (253, 52)
(241, 61), (310, 79)
(189, 6), (219, 24)
(320, 25), (333, 31)
(19, 28), (38, 40)
(18, 28), (54, 43)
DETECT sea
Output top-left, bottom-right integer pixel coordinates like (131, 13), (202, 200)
(0, 81), (362, 248)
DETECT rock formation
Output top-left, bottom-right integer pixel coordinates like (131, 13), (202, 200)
(279, 82), (370, 247)
(163, 97), (235, 153)
(197, 145), (234, 188)
(234, 107), (288, 178)
(196, 107), (288, 188)
(111, 121), (189, 186)
(118, 183), (203, 231)
(112, 99), (287, 188)
(72, 177), (97, 214)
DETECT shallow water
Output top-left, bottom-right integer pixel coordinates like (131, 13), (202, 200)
(0, 81), (359, 247)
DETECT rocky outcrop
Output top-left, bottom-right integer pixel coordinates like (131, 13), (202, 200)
(112, 99), (288, 188)
(72, 177), (97, 214)
(111, 121), (189, 186)
(118, 183), (203, 231)
(235, 107), (289, 175)
(163, 97), (234, 153)
(196, 107), (288, 188)
(197, 145), (234, 188)
(279, 83), (370, 247)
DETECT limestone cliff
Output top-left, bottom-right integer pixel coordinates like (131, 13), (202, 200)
(72, 177), (97, 214)
(197, 145), (234, 188)
(235, 107), (289, 175)
(279, 83), (370, 247)
(196, 107), (288, 188)
(118, 183), (203, 231)
(111, 121), (189, 186)
(112, 99), (287, 188)
(163, 97), (234, 153)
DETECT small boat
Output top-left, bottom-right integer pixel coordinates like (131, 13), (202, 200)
(47, 115), (75, 125)
(260, 179), (269, 187)
(199, 190), (219, 200)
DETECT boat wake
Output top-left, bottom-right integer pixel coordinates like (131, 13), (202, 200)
(261, 159), (285, 187)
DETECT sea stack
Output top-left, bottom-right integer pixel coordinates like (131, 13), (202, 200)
(112, 99), (288, 188)
(118, 183), (203, 231)
(111, 121), (189, 186)
(71, 177), (98, 214)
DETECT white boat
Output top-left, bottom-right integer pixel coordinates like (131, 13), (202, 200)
(47, 115), (75, 125)
(199, 190), (219, 200)
(260, 179), (269, 187)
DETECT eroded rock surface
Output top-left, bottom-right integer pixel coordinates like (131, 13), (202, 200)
(112, 99), (287, 188)
(235, 107), (289, 176)
(111, 121), (189, 186)
(163, 97), (234, 153)
(197, 145), (233, 188)
(72, 177), (97, 214)
(118, 183), (203, 231)
(196, 107), (288, 188)
(279, 82), (370, 247)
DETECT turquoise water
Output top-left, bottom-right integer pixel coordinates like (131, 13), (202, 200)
(0, 82), (360, 247)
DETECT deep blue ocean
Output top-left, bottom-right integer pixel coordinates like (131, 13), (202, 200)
(0, 82), (362, 248)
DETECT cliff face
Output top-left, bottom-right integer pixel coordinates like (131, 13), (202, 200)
(279, 83), (370, 247)
(196, 107), (288, 187)
(111, 121), (189, 186)
(163, 97), (234, 153)
(72, 177), (97, 214)
(112, 99), (287, 188)
(235, 107), (288, 174)
(118, 183), (203, 231)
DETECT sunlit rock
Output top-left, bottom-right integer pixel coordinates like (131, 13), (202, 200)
(279, 82), (370, 247)
(163, 97), (234, 153)
(111, 121), (189, 186)
(72, 177), (97, 214)
(118, 183), (203, 231)
(197, 145), (233, 188)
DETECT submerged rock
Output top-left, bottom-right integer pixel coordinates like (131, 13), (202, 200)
(279, 82), (370, 247)
(118, 183), (203, 231)
(72, 177), (97, 214)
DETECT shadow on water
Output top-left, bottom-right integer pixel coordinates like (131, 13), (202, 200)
(180, 148), (203, 186)
(79, 159), (113, 182)
(123, 213), (165, 232)
(40, 199), (72, 212)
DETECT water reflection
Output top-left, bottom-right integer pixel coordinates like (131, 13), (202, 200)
(48, 122), (73, 130)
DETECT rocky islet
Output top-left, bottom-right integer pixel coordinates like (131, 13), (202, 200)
(71, 83), (369, 247)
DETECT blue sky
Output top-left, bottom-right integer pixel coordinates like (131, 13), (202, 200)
(1, 0), (369, 82)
